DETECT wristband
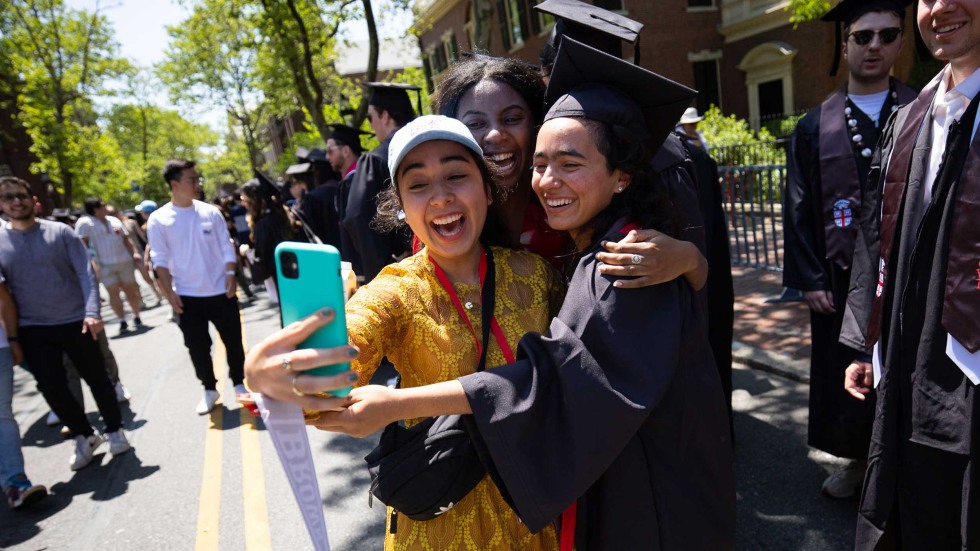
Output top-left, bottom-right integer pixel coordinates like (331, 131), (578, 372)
(226, 270), (236, 276)
(6, 336), (17, 342)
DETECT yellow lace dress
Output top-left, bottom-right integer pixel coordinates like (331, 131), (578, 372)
(347, 246), (565, 551)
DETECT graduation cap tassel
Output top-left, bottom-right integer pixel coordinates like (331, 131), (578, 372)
(830, 21), (842, 77)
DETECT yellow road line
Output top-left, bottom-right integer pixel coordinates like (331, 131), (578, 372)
(195, 390), (223, 550)
(194, 308), (271, 550)
(241, 409), (271, 549)
(238, 309), (272, 550)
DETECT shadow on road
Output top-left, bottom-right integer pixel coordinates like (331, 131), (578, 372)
(0, 451), (160, 549)
(733, 368), (857, 550)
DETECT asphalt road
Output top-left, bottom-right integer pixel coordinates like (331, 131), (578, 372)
(3, 285), (858, 550)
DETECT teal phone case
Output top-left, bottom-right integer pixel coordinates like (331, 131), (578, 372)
(275, 242), (352, 397)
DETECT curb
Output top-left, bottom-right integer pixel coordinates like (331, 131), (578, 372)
(732, 341), (809, 384)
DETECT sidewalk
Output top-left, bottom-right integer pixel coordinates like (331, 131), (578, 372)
(730, 266), (811, 383)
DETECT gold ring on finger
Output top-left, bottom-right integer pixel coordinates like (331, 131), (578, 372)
(292, 374), (307, 397)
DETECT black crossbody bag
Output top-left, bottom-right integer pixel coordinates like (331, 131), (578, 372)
(364, 247), (495, 521)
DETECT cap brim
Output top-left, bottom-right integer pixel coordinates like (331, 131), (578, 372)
(253, 169), (281, 199)
(545, 37), (696, 148)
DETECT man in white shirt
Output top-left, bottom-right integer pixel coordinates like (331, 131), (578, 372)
(842, 0), (980, 547)
(146, 160), (247, 415)
(75, 197), (144, 335)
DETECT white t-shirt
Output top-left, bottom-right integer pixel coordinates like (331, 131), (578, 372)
(146, 200), (237, 297)
(848, 89), (889, 127)
(75, 215), (132, 266)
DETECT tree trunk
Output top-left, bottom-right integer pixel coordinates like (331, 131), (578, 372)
(355, 0), (380, 128)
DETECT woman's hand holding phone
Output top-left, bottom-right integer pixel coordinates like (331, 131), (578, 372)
(244, 307), (360, 412)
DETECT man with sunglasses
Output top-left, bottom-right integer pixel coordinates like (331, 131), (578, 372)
(0, 177), (130, 472)
(841, 0), (980, 546)
(783, 0), (916, 499)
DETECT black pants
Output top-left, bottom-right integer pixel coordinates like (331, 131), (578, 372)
(177, 294), (245, 390)
(20, 321), (121, 436)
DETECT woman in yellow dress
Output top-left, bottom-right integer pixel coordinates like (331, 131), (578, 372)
(250, 115), (562, 550)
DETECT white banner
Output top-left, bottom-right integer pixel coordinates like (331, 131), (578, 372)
(253, 394), (330, 551)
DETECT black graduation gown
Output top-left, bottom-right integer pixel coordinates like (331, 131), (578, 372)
(783, 102), (888, 458)
(459, 220), (736, 550)
(843, 86), (980, 551)
(335, 169), (363, 277)
(681, 137), (735, 422)
(342, 138), (409, 283)
(250, 215), (303, 286)
(300, 180), (342, 249)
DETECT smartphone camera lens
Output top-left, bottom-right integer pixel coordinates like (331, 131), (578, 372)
(280, 251), (300, 279)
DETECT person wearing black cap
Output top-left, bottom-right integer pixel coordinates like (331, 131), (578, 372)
(342, 83), (420, 282)
(317, 124), (368, 266)
(239, 175), (302, 301)
(291, 38), (734, 549)
(536, 0), (735, 426)
(535, 0), (642, 82)
(782, 0), (916, 499)
(840, 0), (980, 547)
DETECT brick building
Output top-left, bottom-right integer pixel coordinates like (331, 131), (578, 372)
(415, 0), (918, 130)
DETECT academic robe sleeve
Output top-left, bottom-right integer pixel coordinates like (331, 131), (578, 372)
(783, 113), (830, 291)
(839, 109), (904, 352)
(344, 151), (394, 282)
(458, 259), (684, 532)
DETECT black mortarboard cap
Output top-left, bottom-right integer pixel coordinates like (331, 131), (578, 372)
(363, 82), (423, 118)
(544, 37), (696, 149)
(253, 169), (281, 201)
(535, 0), (643, 65)
(821, 0), (913, 76)
(328, 123), (372, 155)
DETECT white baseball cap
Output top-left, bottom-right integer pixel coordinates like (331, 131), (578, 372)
(387, 115), (483, 187)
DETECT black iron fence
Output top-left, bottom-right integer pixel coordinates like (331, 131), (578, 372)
(712, 140), (790, 272)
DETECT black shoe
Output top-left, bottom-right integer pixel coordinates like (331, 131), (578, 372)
(134, 317), (143, 328)
(118, 321), (130, 335)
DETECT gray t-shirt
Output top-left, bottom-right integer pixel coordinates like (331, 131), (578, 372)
(0, 219), (100, 326)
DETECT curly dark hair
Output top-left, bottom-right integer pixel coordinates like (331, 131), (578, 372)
(435, 53), (546, 125)
(578, 119), (678, 247)
(372, 146), (508, 248)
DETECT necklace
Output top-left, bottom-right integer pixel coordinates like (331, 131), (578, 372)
(844, 82), (898, 158)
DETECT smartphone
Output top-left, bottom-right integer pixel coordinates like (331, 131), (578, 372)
(275, 242), (352, 397)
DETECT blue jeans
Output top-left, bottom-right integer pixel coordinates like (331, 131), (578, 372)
(0, 346), (27, 490)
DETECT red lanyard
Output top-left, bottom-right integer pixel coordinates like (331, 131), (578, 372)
(428, 250), (514, 363)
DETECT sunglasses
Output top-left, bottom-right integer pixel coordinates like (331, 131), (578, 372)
(848, 27), (902, 46)
(0, 192), (30, 202)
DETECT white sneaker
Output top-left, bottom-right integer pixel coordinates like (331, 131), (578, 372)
(196, 390), (220, 415)
(70, 433), (105, 471)
(115, 383), (132, 403)
(821, 460), (866, 498)
(46, 411), (60, 426)
(105, 430), (131, 455)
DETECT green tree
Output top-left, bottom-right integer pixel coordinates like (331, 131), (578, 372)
(160, 0), (269, 170)
(787, 0), (832, 25)
(253, 0), (349, 142)
(104, 102), (218, 205)
(2, 0), (129, 205)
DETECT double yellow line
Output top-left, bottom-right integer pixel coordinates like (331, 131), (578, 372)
(196, 311), (271, 550)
